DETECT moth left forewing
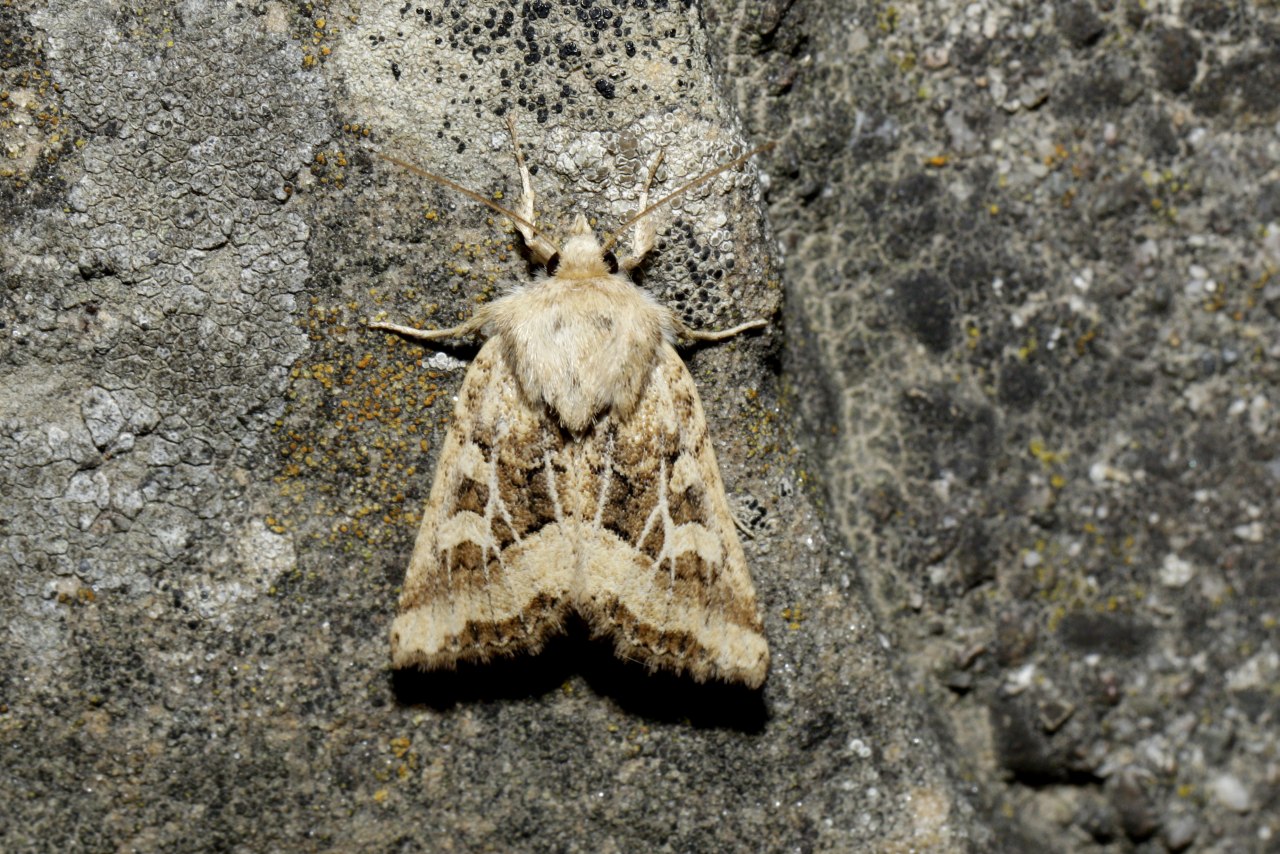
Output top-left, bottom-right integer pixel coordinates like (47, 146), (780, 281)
(575, 342), (769, 688)
(391, 341), (575, 670)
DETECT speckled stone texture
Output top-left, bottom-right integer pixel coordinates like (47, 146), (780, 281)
(702, 0), (1280, 850)
(1, 1), (988, 852)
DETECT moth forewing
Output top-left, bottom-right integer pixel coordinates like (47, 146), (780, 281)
(374, 121), (772, 688)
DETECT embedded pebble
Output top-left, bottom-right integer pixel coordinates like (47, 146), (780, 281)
(1208, 774), (1251, 813)
(81, 386), (125, 450)
(1161, 812), (1197, 851)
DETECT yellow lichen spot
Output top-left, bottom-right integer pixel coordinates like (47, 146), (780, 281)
(315, 18), (326, 29)
(373, 788), (389, 803)
(988, 203), (1000, 215)
(926, 154), (949, 168)
(357, 353), (373, 369)
(390, 736), (411, 758)
(877, 5), (899, 33)
(780, 606), (805, 630)
(1029, 438), (1067, 465)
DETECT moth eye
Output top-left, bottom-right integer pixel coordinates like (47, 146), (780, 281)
(545, 253), (560, 275)
(603, 250), (619, 274)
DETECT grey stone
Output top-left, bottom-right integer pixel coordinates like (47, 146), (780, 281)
(0, 0), (988, 851)
(81, 386), (124, 450)
(1161, 811), (1198, 851)
(5, 0), (1279, 850)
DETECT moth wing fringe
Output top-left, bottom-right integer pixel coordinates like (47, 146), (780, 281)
(390, 602), (570, 671)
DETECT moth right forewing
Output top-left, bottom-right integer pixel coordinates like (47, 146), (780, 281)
(574, 341), (768, 687)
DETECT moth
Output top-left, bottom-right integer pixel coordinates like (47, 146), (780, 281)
(371, 118), (772, 688)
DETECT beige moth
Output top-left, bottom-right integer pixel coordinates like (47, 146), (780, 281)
(371, 118), (772, 688)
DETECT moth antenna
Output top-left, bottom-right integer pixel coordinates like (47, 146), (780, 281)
(602, 140), (775, 251)
(376, 151), (542, 238)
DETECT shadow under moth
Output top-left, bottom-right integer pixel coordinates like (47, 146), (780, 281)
(372, 118), (772, 688)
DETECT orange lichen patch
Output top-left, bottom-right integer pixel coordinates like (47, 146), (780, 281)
(294, 3), (350, 68)
(1042, 142), (1071, 168)
(272, 299), (453, 550)
(1074, 327), (1097, 356)
(310, 149), (349, 188)
(725, 370), (787, 470)
(1028, 438), (1068, 466)
(780, 605), (806, 631)
(1, 57), (74, 184)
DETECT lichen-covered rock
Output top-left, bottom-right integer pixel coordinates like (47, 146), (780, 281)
(0, 1), (988, 852)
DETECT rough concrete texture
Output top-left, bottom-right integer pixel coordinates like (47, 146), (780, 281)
(1, 0), (991, 852)
(700, 0), (1280, 850)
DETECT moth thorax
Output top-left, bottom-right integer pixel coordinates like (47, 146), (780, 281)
(557, 235), (607, 277)
(552, 213), (616, 279)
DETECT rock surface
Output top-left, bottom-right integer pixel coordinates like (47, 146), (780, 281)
(1, 0), (990, 851)
(5, 0), (1278, 850)
(704, 0), (1280, 849)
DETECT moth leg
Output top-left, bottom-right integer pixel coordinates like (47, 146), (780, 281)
(369, 311), (488, 342)
(506, 115), (559, 266)
(620, 150), (664, 272)
(676, 317), (769, 342)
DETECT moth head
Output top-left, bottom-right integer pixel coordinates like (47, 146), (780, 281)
(549, 213), (618, 279)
